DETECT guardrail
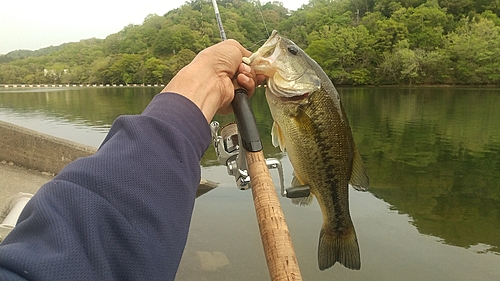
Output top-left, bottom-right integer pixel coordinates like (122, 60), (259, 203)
(1, 84), (165, 88)
(0, 84), (165, 88)
(1, 84), (267, 89)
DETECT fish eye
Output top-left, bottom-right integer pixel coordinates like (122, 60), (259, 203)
(287, 45), (299, 55)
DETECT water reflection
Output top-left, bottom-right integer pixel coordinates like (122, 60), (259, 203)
(1, 86), (499, 279)
(0, 87), (160, 147)
(339, 87), (500, 256)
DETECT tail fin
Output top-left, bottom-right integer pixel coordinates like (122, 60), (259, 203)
(318, 226), (361, 270)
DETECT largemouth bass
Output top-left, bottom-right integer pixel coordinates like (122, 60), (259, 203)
(248, 30), (369, 270)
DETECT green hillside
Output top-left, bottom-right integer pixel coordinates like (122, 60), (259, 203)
(1, 0), (499, 85)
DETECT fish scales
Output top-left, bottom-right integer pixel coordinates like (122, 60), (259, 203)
(268, 83), (358, 269)
(249, 30), (369, 271)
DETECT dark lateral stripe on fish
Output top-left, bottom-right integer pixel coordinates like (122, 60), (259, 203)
(296, 95), (353, 234)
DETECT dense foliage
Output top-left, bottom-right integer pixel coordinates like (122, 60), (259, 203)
(1, 0), (499, 85)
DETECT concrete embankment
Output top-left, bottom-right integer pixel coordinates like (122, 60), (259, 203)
(0, 120), (97, 175)
(0, 120), (217, 227)
(1, 120), (97, 215)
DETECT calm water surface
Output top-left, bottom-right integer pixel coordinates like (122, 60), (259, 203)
(1, 87), (499, 280)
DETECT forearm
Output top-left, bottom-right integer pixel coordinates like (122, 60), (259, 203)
(0, 93), (211, 280)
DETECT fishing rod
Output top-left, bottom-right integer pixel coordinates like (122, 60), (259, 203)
(211, 0), (227, 41)
(209, 1), (303, 280)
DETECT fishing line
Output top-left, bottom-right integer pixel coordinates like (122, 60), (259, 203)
(201, 0), (269, 50)
(254, 0), (270, 38)
(245, 39), (268, 51)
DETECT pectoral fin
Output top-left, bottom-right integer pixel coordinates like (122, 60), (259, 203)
(271, 121), (286, 152)
(349, 145), (369, 191)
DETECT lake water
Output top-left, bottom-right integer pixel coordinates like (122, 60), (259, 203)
(1, 86), (499, 280)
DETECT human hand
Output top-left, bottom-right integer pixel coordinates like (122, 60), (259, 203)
(162, 40), (265, 122)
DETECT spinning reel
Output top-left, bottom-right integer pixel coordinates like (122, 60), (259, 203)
(210, 121), (310, 199)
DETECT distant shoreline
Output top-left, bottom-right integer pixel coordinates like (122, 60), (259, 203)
(1, 84), (165, 88)
(2, 83), (498, 89)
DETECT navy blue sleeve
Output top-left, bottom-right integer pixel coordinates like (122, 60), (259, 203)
(0, 93), (211, 280)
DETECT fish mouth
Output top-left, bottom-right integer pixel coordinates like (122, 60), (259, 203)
(249, 30), (321, 99)
(248, 33), (281, 77)
(248, 30), (280, 61)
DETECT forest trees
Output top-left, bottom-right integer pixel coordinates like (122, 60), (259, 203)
(446, 17), (500, 83)
(0, 0), (499, 85)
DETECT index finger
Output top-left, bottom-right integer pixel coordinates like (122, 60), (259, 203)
(224, 39), (253, 58)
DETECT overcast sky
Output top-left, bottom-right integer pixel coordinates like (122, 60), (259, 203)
(0, 0), (308, 55)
